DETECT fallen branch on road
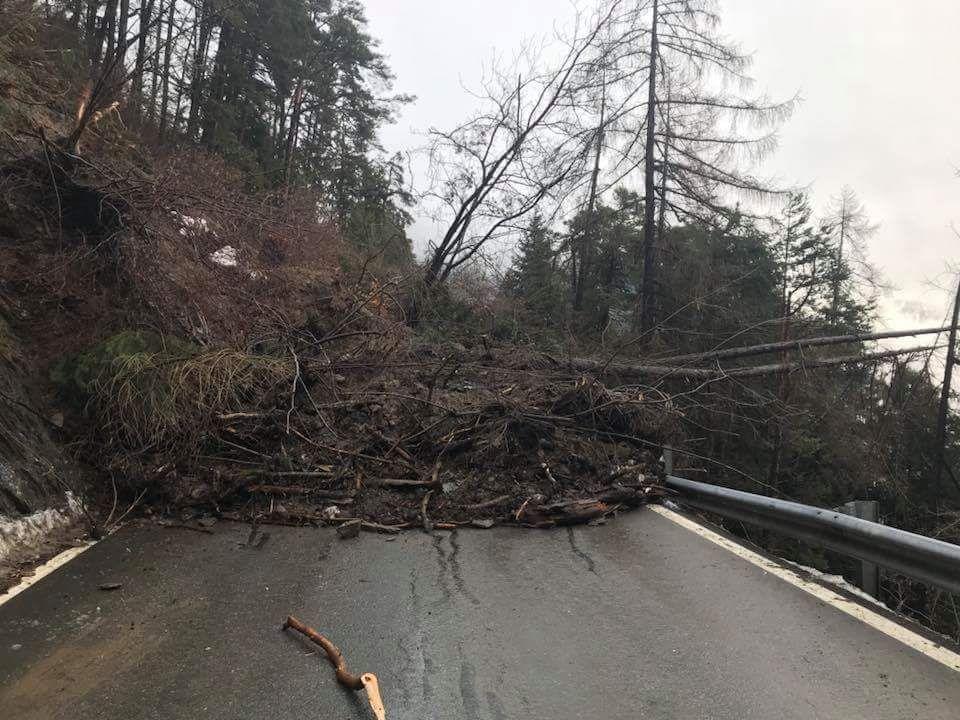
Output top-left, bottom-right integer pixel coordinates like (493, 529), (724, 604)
(518, 483), (666, 527)
(283, 615), (386, 720)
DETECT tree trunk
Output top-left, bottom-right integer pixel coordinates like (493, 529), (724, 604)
(655, 84), (670, 255)
(935, 275), (960, 495)
(202, 19), (234, 146)
(638, 0), (659, 334)
(92, 0), (119, 66)
(658, 325), (953, 366)
(574, 68), (606, 315)
(275, 91), (287, 152)
(770, 219), (794, 489)
(186, 0), (214, 139)
(831, 200), (848, 323)
(567, 345), (937, 381)
(84, 0), (99, 60)
(172, 18), (197, 131)
(116, 0), (130, 60)
(103, 0), (118, 62)
(147, 3), (162, 122)
(157, 0), (175, 138)
(131, 0), (155, 118)
(283, 77), (305, 185)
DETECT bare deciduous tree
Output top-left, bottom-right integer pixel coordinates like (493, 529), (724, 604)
(825, 185), (879, 322)
(936, 271), (960, 495)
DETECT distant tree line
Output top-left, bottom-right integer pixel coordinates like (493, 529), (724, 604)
(503, 186), (873, 340)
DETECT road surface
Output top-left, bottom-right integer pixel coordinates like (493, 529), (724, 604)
(1, 506), (958, 719)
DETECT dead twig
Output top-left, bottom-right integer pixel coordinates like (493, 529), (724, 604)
(109, 487), (148, 529)
(426, 355), (452, 404)
(286, 348), (301, 435)
(420, 489), (434, 533)
(259, 468), (335, 478)
(461, 494), (511, 510)
(538, 448), (558, 485)
(368, 477), (440, 489)
(291, 427), (415, 469)
(282, 615), (386, 719)
(247, 484), (354, 503)
(361, 520), (408, 534)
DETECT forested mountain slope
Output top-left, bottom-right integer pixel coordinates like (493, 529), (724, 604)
(1, 0), (958, 640)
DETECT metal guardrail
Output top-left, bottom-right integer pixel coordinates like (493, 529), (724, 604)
(665, 475), (960, 596)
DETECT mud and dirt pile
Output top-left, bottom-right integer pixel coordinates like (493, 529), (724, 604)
(57, 328), (675, 531)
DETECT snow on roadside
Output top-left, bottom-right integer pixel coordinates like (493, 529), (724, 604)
(781, 558), (885, 607)
(0, 492), (82, 564)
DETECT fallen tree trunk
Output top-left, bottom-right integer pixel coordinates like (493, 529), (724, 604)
(654, 325), (954, 366)
(568, 345), (940, 381)
(518, 483), (665, 527)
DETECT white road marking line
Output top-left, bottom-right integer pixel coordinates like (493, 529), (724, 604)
(649, 504), (960, 673)
(0, 542), (97, 607)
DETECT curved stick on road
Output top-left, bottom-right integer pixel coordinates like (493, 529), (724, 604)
(282, 614), (387, 719)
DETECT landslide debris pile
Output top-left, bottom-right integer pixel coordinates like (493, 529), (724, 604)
(0, 125), (673, 532)
(1, 132), (672, 531)
(61, 329), (674, 530)
(0, 9), (673, 534)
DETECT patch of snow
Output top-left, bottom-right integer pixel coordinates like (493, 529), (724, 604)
(172, 211), (212, 236)
(0, 492), (82, 563)
(210, 245), (239, 267)
(782, 559), (885, 607)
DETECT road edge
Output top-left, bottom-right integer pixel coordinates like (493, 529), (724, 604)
(649, 504), (960, 673)
(0, 541), (97, 608)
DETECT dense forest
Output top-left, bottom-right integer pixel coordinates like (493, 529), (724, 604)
(1, 0), (959, 639)
(8, 0), (413, 253)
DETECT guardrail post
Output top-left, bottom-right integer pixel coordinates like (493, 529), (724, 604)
(837, 500), (880, 598)
(661, 446), (674, 476)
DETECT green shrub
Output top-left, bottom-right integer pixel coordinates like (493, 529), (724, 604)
(51, 330), (196, 408)
(53, 330), (292, 455)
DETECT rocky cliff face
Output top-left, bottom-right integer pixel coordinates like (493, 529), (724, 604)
(0, 309), (76, 517)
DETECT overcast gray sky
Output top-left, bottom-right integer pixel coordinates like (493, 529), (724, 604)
(366, 0), (960, 329)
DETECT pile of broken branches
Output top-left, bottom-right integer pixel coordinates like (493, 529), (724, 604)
(136, 356), (675, 531)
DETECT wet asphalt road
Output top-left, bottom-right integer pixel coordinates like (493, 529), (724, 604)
(1, 507), (958, 719)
